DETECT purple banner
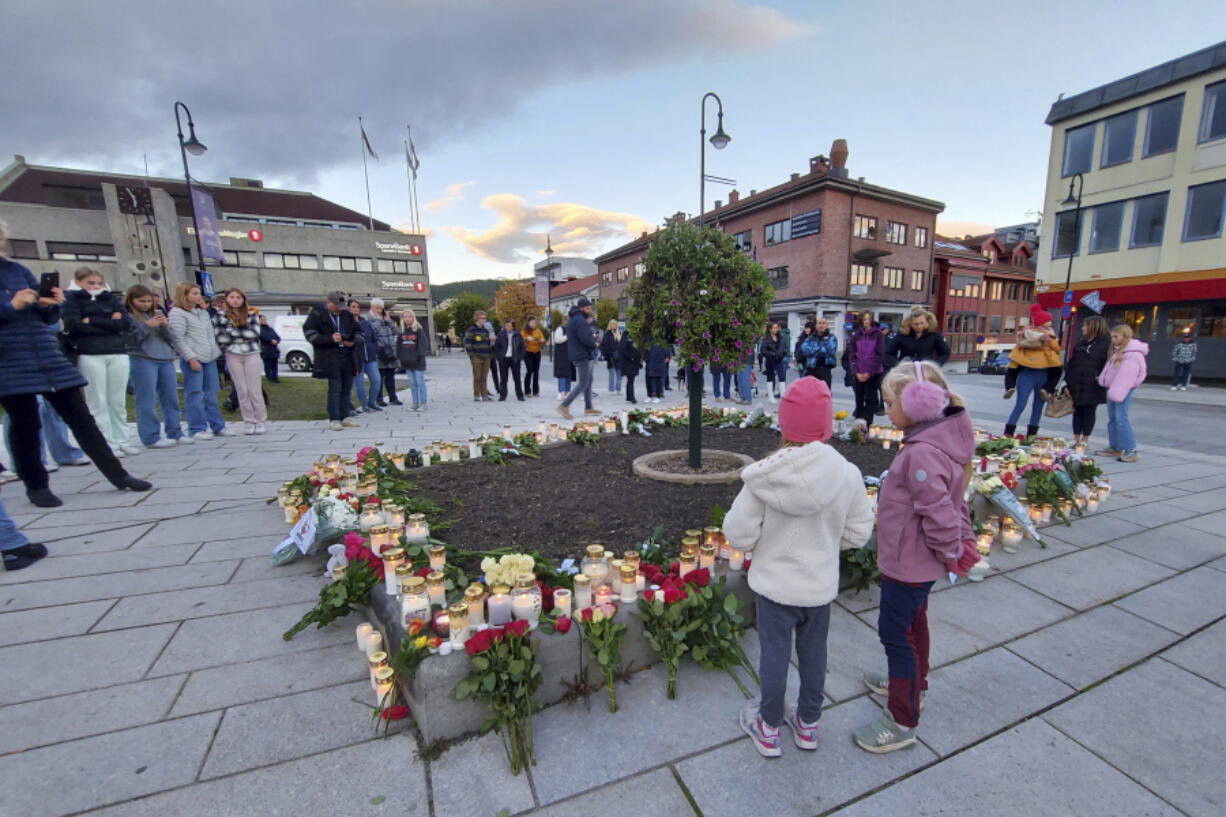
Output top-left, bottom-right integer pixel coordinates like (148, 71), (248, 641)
(190, 185), (226, 264)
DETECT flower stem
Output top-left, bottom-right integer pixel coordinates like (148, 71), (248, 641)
(605, 670), (618, 712)
(666, 663), (677, 699)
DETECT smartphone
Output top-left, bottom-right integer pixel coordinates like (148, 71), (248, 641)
(37, 271), (60, 298)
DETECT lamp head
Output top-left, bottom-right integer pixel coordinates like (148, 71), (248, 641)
(1061, 175), (1080, 206)
(709, 116), (731, 150)
(183, 132), (207, 156)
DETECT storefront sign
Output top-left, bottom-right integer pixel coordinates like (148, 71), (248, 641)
(185, 227), (263, 241)
(190, 186), (226, 264)
(381, 280), (427, 292)
(1080, 290), (1106, 313)
(375, 241), (423, 255)
(849, 284), (869, 296)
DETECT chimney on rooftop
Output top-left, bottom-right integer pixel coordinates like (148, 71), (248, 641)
(714, 199), (722, 208)
(749, 190), (757, 196)
(829, 139), (849, 178)
(728, 189), (740, 204)
(790, 173), (800, 181)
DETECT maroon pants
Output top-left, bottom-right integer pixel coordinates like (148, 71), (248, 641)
(877, 577), (933, 729)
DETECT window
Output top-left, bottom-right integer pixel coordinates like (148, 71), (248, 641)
(929, 274), (937, 297)
(767, 266), (789, 289)
(732, 230), (752, 251)
(601, 272), (612, 286)
(1184, 180), (1226, 241)
(852, 215), (877, 239)
(1144, 95), (1183, 156)
(911, 270), (924, 290)
(1165, 308), (1200, 338)
(850, 264), (873, 286)
(882, 266), (904, 289)
(1130, 192), (1168, 247)
(42, 184), (106, 210)
(617, 296), (629, 315)
(1120, 309), (1148, 337)
(884, 221), (908, 245)
(764, 220), (791, 245)
(914, 226), (929, 248)
(790, 209), (822, 239)
(616, 266), (628, 282)
(221, 250), (258, 266)
(376, 259), (424, 274)
(1005, 315), (1017, 331)
(979, 316), (987, 335)
(5, 239), (38, 259)
(1062, 123), (1095, 176)
(989, 315), (1002, 333)
(1100, 110), (1138, 167)
(1090, 201), (1126, 253)
(988, 281), (1003, 300)
(1052, 209), (1082, 257)
(634, 262), (645, 277)
(1199, 305), (1226, 337)
(1199, 80), (1226, 143)
(949, 274), (981, 298)
(46, 241), (115, 261)
(322, 255), (372, 271)
(264, 253), (284, 268)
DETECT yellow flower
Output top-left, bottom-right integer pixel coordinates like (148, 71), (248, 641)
(591, 608), (605, 624)
(414, 635), (428, 650)
(835, 410), (849, 420)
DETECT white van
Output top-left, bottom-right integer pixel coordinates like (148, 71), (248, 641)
(273, 314), (314, 373)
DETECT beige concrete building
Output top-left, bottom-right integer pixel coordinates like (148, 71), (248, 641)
(1036, 40), (1226, 378)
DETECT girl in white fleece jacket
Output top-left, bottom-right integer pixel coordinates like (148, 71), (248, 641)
(724, 376), (875, 757)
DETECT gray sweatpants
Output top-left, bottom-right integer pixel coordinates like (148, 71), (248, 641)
(756, 595), (831, 728)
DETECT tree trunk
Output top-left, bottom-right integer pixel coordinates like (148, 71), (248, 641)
(688, 368), (703, 468)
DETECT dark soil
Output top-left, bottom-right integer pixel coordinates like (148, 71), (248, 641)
(650, 452), (748, 475)
(414, 427), (896, 560)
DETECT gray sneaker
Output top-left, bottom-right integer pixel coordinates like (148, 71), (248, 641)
(862, 671), (925, 709)
(853, 714), (917, 754)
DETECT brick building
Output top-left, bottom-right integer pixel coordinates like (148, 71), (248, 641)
(594, 142), (944, 347)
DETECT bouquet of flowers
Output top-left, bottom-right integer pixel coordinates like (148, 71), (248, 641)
(481, 553), (537, 588)
(975, 475), (1041, 542)
(579, 604), (627, 712)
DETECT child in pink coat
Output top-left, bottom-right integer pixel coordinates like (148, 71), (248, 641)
(1096, 324), (1148, 463)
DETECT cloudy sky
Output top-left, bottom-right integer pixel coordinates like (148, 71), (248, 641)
(3, 0), (1224, 284)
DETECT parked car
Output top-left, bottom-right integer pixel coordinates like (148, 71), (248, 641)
(273, 314), (314, 373)
(979, 351), (1010, 375)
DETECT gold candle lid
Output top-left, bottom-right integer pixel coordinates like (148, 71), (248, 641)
(700, 544), (716, 558)
(680, 551), (697, 563)
(573, 574), (591, 587)
(603, 550), (614, 560)
(681, 537), (700, 548)
(407, 513), (427, 525)
(394, 563), (413, 578)
(585, 544), (605, 559)
(425, 571), (445, 587)
(464, 585), (485, 602)
(448, 602), (469, 619)
(428, 545), (446, 558)
(620, 564), (638, 581)
(381, 547), (405, 562)
(332, 563), (347, 578)
(490, 582), (511, 595)
(514, 573), (537, 589)
(370, 524), (390, 535)
(383, 501), (402, 511)
(401, 575), (426, 592)
(685, 529), (702, 538)
(369, 651), (388, 668)
(609, 558), (624, 574)
(374, 666), (394, 683)
(623, 550), (640, 565)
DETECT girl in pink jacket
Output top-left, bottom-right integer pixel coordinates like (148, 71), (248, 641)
(854, 361), (978, 755)
(1096, 324), (1148, 463)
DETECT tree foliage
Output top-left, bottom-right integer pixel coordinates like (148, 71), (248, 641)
(595, 298), (620, 329)
(627, 222), (773, 371)
(444, 292), (492, 335)
(493, 282), (544, 330)
(548, 307), (566, 332)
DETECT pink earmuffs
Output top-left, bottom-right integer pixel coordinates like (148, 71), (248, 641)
(900, 361), (949, 423)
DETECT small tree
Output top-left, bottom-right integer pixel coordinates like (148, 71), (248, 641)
(548, 307), (566, 331)
(627, 221), (773, 466)
(493, 281), (544, 330)
(449, 291), (492, 335)
(595, 298), (620, 329)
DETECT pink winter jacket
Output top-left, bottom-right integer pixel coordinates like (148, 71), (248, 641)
(1096, 339), (1148, 403)
(875, 406), (975, 583)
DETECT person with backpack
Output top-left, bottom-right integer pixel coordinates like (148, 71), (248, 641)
(795, 318), (838, 388)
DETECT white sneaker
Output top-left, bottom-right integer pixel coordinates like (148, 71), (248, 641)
(120, 445), (143, 456)
(1170, 386), (1179, 391)
(176, 435), (193, 445)
(46, 461), (60, 472)
(214, 427), (237, 437)
(149, 438), (177, 449)
(1179, 386), (1188, 391)
(329, 421), (344, 431)
(65, 456), (92, 466)
(111, 447), (126, 458)
(191, 431), (214, 441)
(0, 469), (18, 483)
(254, 424), (266, 435)
(243, 423), (257, 435)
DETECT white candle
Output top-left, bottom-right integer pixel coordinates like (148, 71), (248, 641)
(373, 666), (394, 706)
(404, 514), (429, 545)
(1001, 529), (1022, 549)
(574, 576), (592, 611)
(364, 630), (383, 658)
(553, 588), (572, 618)
(382, 548), (405, 596)
(595, 585), (614, 608)
(487, 586), (512, 626)
(502, 425), (512, 441)
(468, 442), (482, 459)
(619, 411), (630, 434)
(428, 545), (446, 571)
(355, 623), (373, 653)
(619, 566), (637, 604)
(729, 549), (745, 571)
(635, 574), (646, 592)
(368, 651), (388, 689)
(511, 594), (538, 624)
(448, 603), (469, 647)
(426, 572), (446, 608)
(439, 642), (453, 656)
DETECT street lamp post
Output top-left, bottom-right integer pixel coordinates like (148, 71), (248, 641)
(174, 101), (209, 290)
(689, 93), (731, 467)
(544, 236), (555, 363)
(1059, 172), (1084, 360)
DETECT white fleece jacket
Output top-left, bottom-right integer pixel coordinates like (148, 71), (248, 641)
(723, 441), (875, 607)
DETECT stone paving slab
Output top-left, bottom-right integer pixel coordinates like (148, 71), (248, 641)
(1043, 658), (1226, 817)
(0, 674), (184, 755)
(913, 647), (1074, 757)
(0, 543), (200, 586)
(23, 500), (209, 530)
(1006, 546), (1176, 611)
(1162, 618), (1226, 687)
(187, 537), (285, 563)
(829, 718), (1184, 817)
(1164, 489), (1226, 515)
(1108, 522), (1226, 570)
(228, 554), (323, 584)
(0, 560), (237, 613)
(1113, 483), (1190, 502)
(824, 604), (889, 702)
(1102, 501), (1205, 530)
(80, 735), (428, 817)
(1179, 508), (1226, 537)
(200, 680), (398, 779)
(40, 522), (155, 551)
(431, 732), (536, 817)
(94, 572), (325, 631)
(1027, 513), (1145, 548)
(0, 599), (114, 648)
(975, 535), (1079, 573)
(0, 711), (220, 817)
(170, 643), (366, 717)
(1007, 605), (1180, 690)
(1113, 566), (1226, 635)
(0, 623), (177, 705)
(133, 507), (292, 547)
(145, 482), (286, 506)
(676, 697), (938, 817)
(520, 768), (695, 817)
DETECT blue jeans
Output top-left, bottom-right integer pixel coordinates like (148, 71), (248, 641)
(1107, 390), (1136, 452)
(878, 578), (934, 729)
(756, 595), (830, 728)
(1172, 362), (1192, 387)
(180, 359), (225, 435)
(3, 395), (85, 466)
(557, 377), (571, 394)
(406, 369), (427, 406)
(130, 357), (182, 445)
(354, 361), (382, 410)
(1006, 366), (1046, 429)
(0, 493), (29, 551)
(736, 365), (752, 401)
(562, 359), (594, 409)
(711, 370), (732, 398)
(607, 365), (622, 393)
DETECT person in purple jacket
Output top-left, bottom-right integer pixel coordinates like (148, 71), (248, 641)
(847, 311), (886, 427)
(854, 360), (978, 754)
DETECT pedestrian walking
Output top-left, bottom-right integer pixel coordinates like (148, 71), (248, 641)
(463, 310), (495, 402)
(1, 491), (47, 571)
(169, 282), (233, 441)
(795, 318), (838, 387)
(601, 319), (622, 395)
(395, 309), (431, 410)
(61, 267), (139, 456)
(125, 285), (190, 448)
(0, 222), (151, 507)
(724, 376), (875, 758)
(258, 314), (282, 383)
(1097, 324), (1149, 463)
(522, 316), (546, 397)
(214, 288), (268, 434)
(368, 299), (400, 405)
(886, 307), (949, 369)
(617, 331), (642, 404)
(645, 342), (670, 403)
(493, 319), (526, 401)
(1002, 305), (1061, 438)
(848, 311), (887, 427)
(854, 361), (978, 754)
(303, 291), (360, 431)
(552, 321), (574, 399)
(1171, 330), (1197, 390)
(3, 394), (90, 473)
(760, 323), (788, 400)
(1064, 315), (1110, 448)
(557, 298), (599, 419)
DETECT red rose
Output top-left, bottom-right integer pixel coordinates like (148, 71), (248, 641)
(554, 616), (573, 634)
(743, 559), (752, 571)
(684, 568), (710, 587)
(504, 619), (531, 637)
(668, 561), (680, 575)
(407, 618), (426, 636)
(579, 607), (594, 622)
(644, 590), (655, 602)
(368, 496), (382, 504)
(663, 586), (687, 605)
(539, 582), (555, 613)
(465, 630), (495, 655)
(327, 478), (338, 488)
(414, 566), (432, 578)
(380, 704), (409, 721)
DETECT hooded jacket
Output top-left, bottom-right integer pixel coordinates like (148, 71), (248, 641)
(1065, 335), (1109, 406)
(645, 343), (670, 378)
(566, 307), (598, 363)
(61, 284), (130, 356)
(723, 441), (875, 607)
(888, 330), (950, 368)
(875, 406), (974, 583)
(396, 322), (431, 370)
(1096, 339), (1148, 402)
(848, 325), (886, 376)
(0, 259), (88, 398)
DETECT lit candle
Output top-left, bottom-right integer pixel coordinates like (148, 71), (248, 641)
(1040, 454), (1054, 467)
(332, 563), (347, 581)
(283, 503), (298, 524)
(699, 544), (716, 574)
(448, 603), (470, 647)
(1088, 491), (1100, 512)
(581, 544), (609, 589)
(431, 609), (450, 638)
(360, 503), (383, 531)
(365, 630), (383, 658)
(404, 514), (430, 546)
(369, 650), (389, 689)
(635, 573), (646, 592)
(401, 576), (430, 627)
(619, 411), (630, 434)
(623, 550), (640, 572)
(594, 585), (614, 608)
(373, 666), (395, 706)
(511, 573), (542, 625)
(382, 548), (405, 596)
(729, 549), (745, 571)
(426, 571), (446, 608)
(355, 622), (373, 653)
(552, 588), (572, 618)
(1029, 505), (1044, 524)
(1040, 503), (1053, 523)
(371, 525), (394, 553)
(573, 574), (592, 611)
(468, 441), (482, 460)
(464, 585), (486, 626)
(976, 532), (994, 556)
(502, 424), (513, 441)
(393, 563), (413, 596)
(685, 529), (703, 541)
(428, 545), (446, 571)
(608, 558), (624, 594)
(1001, 525), (1022, 551)
(389, 451), (406, 469)
(866, 486), (879, 512)
(1073, 442), (1086, 455)
(383, 502), (405, 528)
(679, 552), (698, 578)
(487, 583), (512, 626)
(882, 439), (892, 450)
(618, 564), (637, 604)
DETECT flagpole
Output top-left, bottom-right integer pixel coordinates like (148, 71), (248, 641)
(404, 137), (417, 233)
(407, 125), (421, 234)
(359, 116), (374, 230)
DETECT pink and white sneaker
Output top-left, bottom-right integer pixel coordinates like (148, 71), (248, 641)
(785, 705), (819, 750)
(739, 702), (782, 758)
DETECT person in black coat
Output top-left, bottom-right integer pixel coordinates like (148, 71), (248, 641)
(1064, 315), (1111, 446)
(258, 314), (281, 382)
(644, 342), (670, 402)
(493, 319), (526, 401)
(886, 308), (950, 368)
(302, 291), (359, 428)
(617, 332), (643, 404)
(760, 323), (788, 399)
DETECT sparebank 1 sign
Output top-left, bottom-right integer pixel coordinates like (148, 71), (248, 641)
(381, 280), (427, 292)
(375, 241), (422, 256)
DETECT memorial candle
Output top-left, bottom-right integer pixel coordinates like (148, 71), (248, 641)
(382, 548), (406, 596)
(464, 585), (486, 626)
(404, 514), (430, 545)
(620, 565), (638, 604)
(331, 563), (347, 581)
(487, 583), (512, 626)
(426, 571), (446, 608)
(401, 576), (430, 627)
(383, 502), (405, 528)
(573, 575), (592, 611)
(468, 441), (482, 460)
(699, 544), (716, 574)
(360, 503), (383, 532)
(393, 563), (413, 596)
(355, 622), (374, 653)
(510, 574), (541, 624)
(373, 666), (395, 706)
(368, 651), (389, 689)
(365, 630), (383, 658)
(370, 525), (394, 553)
(428, 545), (447, 571)
(608, 559), (624, 594)
(552, 588), (572, 618)
(448, 603), (470, 647)
(729, 549), (745, 571)
(581, 544), (609, 589)
(679, 552), (698, 578)
(976, 532), (994, 556)
(594, 584), (614, 608)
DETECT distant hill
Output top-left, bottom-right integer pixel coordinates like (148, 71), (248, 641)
(432, 278), (531, 305)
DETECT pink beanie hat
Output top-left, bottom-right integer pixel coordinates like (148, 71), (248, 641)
(779, 376), (833, 443)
